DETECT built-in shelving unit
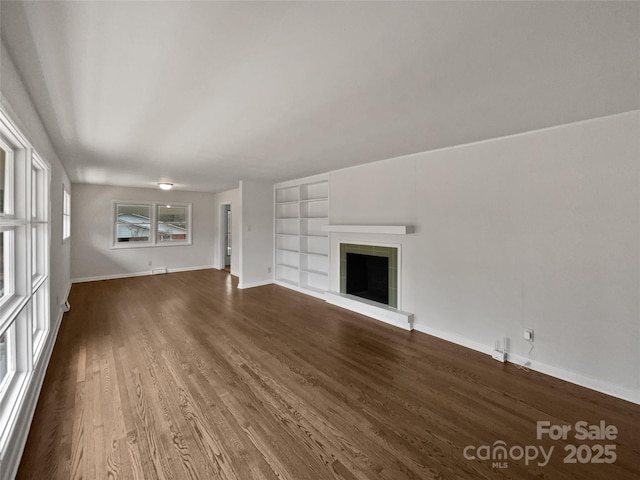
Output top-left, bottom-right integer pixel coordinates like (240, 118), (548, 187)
(274, 176), (329, 297)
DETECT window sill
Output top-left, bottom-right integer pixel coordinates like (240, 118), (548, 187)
(111, 240), (192, 250)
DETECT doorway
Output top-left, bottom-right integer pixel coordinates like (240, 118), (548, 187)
(219, 203), (231, 271)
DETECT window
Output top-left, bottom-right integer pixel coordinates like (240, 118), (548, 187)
(31, 155), (48, 286)
(0, 140), (14, 217)
(31, 155), (46, 221)
(0, 325), (14, 394)
(116, 204), (151, 243)
(31, 282), (48, 361)
(0, 223), (16, 311)
(0, 130), (20, 313)
(0, 229), (10, 301)
(62, 186), (71, 240)
(31, 169), (37, 219)
(157, 205), (188, 242)
(113, 202), (191, 248)
(0, 108), (50, 462)
(0, 148), (5, 215)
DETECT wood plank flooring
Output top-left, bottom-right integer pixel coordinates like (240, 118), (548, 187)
(17, 269), (640, 479)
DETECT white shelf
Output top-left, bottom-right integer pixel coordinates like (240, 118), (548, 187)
(274, 177), (329, 296)
(302, 269), (328, 277)
(300, 251), (328, 257)
(276, 264), (299, 271)
(322, 224), (414, 235)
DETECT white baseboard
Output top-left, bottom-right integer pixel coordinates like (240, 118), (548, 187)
(72, 271), (150, 283)
(72, 265), (215, 283)
(413, 324), (496, 357)
(2, 282), (70, 480)
(61, 281), (72, 311)
(238, 279), (273, 289)
(506, 353), (639, 405)
(413, 323), (639, 406)
(167, 265), (215, 274)
(273, 280), (327, 300)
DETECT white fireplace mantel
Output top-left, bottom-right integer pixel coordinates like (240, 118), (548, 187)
(322, 224), (414, 235)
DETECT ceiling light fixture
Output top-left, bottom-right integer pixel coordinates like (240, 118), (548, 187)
(158, 182), (173, 190)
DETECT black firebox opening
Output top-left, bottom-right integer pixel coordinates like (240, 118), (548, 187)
(346, 253), (389, 305)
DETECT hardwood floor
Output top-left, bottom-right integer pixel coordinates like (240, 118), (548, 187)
(17, 269), (640, 479)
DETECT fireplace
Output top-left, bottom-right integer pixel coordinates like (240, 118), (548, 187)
(346, 253), (389, 304)
(324, 226), (413, 330)
(340, 243), (397, 308)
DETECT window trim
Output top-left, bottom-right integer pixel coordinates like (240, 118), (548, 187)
(111, 201), (192, 249)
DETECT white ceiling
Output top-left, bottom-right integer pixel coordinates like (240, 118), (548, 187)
(1, 1), (638, 193)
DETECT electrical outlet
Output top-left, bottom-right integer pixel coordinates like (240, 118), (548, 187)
(524, 328), (534, 341)
(148, 260), (152, 266)
(492, 350), (506, 362)
(492, 337), (507, 362)
(267, 266), (272, 273)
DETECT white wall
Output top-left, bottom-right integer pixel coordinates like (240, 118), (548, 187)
(71, 184), (216, 281)
(329, 111), (640, 404)
(1, 43), (72, 479)
(239, 181), (274, 288)
(213, 187), (240, 277)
